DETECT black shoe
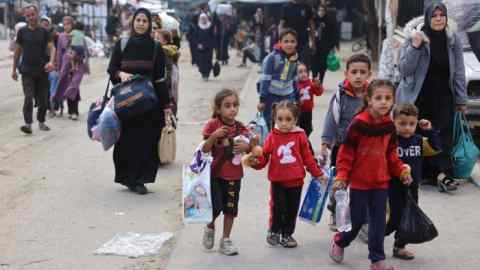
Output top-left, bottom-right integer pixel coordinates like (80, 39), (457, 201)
(134, 184), (148, 195)
(20, 125), (32, 134)
(438, 177), (458, 192)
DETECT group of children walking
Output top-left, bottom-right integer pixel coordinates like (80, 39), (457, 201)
(199, 28), (441, 270)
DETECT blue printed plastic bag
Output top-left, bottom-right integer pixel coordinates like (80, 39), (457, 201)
(248, 113), (269, 146)
(183, 142), (213, 224)
(299, 167), (335, 224)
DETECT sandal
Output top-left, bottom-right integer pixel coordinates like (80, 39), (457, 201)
(437, 176), (458, 192)
(393, 247), (415, 260)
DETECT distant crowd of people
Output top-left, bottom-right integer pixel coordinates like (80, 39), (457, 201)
(184, 0), (339, 83)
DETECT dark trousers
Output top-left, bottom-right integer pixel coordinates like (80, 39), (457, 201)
(269, 183), (302, 237)
(336, 189), (388, 263)
(386, 179), (419, 249)
(242, 50), (258, 65)
(67, 94), (80, 115)
(311, 49), (329, 83)
(197, 48), (213, 78)
(298, 111), (313, 137)
(297, 39), (309, 67)
(22, 73), (49, 124)
(53, 100), (64, 111)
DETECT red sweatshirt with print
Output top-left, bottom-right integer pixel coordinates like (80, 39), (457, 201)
(336, 110), (406, 190)
(253, 127), (324, 187)
(297, 79), (324, 112)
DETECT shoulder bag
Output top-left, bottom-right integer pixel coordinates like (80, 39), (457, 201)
(159, 113), (177, 164)
(110, 42), (160, 120)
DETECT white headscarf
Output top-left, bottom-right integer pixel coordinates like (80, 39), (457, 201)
(198, 13), (212, 30)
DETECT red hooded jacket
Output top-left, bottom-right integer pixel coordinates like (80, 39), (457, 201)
(253, 127), (323, 187)
(297, 79), (324, 112)
(336, 110), (406, 190)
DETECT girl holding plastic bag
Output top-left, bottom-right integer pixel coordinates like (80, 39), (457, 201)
(328, 80), (412, 270)
(200, 89), (252, 256)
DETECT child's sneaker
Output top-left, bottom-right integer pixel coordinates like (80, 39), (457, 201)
(219, 238), (238, 256)
(202, 226), (215, 250)
(370, 260), (394, 270)
(280, 235), (298, 248)
(266, 231), (281, 247)
(38, 122), (50, 131)
(329, 233), (344, 263)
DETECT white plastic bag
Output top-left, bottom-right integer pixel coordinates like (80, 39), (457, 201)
(94, 232), (173, 258)
(97, 98), (121, 151)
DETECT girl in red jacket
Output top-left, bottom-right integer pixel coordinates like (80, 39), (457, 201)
(328, 79), (412, 270)
(297, 63), (324, 137)
(249, 100), (327, 248)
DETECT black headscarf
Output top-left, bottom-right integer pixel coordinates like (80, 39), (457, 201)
(130, 8), (152, 37)
(423, 2), (449, 72)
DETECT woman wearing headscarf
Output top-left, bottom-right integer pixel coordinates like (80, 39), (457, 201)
(194, 13), (216, 81)
(107, 8), (171, 195)
(311, 4), (338, 83)
(396, 2), (468, 191)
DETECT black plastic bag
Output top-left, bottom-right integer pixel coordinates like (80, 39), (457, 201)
(213, 61), (221, 77)
(397, 193), (438, 244)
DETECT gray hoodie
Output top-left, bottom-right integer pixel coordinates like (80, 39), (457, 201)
(396, 15), (467, 105)
(321, 81), (364, 146)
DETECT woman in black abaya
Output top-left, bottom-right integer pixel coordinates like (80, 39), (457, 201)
(107, 8), (171, 195)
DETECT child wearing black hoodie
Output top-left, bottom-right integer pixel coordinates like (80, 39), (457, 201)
(386, 103), (441, 260)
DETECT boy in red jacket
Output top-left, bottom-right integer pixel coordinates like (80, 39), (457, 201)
(297, 63), (324, 137)
(249, 100), (327, 248)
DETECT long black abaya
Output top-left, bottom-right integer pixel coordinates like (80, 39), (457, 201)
(416, 4), (454, 175)
(107, 31), (170, 187)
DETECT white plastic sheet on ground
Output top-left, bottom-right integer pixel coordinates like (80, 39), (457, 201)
(94, 232), (173, 258)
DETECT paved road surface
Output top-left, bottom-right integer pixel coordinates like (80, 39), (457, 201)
(0, 45), (479, 270)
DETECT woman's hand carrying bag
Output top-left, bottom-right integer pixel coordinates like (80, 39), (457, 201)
(159, 113), (177, 164)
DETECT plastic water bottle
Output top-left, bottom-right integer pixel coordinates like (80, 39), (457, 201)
(335, 189), (352, 232)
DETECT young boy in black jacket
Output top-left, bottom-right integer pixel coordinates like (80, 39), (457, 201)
(386, 103), (441, 261)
